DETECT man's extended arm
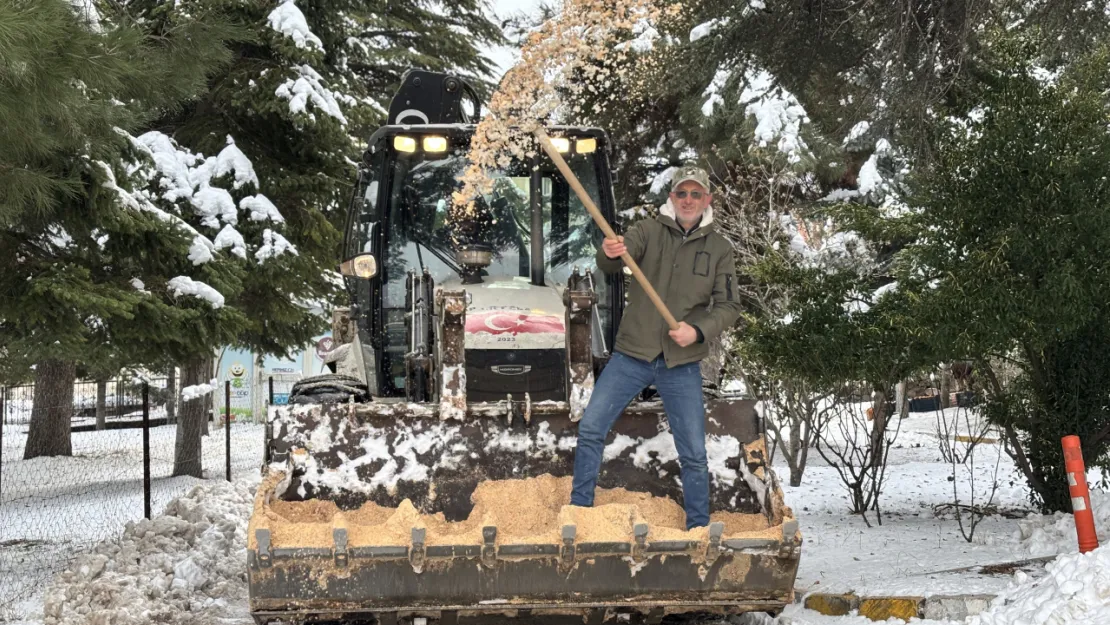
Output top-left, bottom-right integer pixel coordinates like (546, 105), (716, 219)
(595, 221), (647, 273)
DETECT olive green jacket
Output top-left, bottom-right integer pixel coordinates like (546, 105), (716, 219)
(596, 201), (742, 367)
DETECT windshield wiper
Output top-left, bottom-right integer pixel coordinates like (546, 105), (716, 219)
(412, 235), (464, 277)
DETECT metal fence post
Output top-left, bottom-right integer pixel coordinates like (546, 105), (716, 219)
(1, 386), (5, 507)
(143, 382), (151, 520)
(225, 381), (232, 482)
(265, 377), (273, 465)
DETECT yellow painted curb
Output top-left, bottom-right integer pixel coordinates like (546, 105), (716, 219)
(803, 593), (858, 616)
(955, 434), (998, 444)
(858, 597), (924, 621)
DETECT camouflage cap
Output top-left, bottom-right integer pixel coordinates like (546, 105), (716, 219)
(670, 164), (711, 193)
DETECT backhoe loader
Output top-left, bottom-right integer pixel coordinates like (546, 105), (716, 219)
(247, 69), (801, 625)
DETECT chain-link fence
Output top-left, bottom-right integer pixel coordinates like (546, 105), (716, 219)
(0, 375), (290, 620)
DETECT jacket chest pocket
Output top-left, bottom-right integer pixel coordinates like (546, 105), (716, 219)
(693, 251), (711, 277)
(687, 250), (714, 302)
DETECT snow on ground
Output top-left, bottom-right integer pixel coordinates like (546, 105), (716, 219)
(1, 420), (263, 623)
(783, 405), (1110, 599)
(4, 403), (1110, 624)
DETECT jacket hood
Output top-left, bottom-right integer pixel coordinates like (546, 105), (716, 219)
(659, 198), (714, 230)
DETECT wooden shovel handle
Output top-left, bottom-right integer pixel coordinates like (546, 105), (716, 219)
(534, 129), (680, 331)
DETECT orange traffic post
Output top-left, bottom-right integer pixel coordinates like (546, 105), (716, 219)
(1062, 435), (1099, 553)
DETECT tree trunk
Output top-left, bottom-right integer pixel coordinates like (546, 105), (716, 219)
(173, 358), (206, 477)
(165, 366), (176, 424)
(869, 388), (888, 469)
(939, 365), (952, 409)
(788, 419), (803, 486)
(95, 379), (107, 430)
(24, 359), (77, 459)
(895, 380), (909, 419)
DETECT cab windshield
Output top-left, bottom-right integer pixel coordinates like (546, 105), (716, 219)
(368, 140), (605, 294)
(351, 134), (616, 395)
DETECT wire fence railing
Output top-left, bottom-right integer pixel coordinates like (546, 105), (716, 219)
(0, 376), (298, 621)
(0, 378), (173, 428)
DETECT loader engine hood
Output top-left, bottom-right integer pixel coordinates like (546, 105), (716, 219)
(442, 276), (568, 402)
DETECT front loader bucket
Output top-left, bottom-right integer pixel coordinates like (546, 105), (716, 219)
(248, 398), (801, 624)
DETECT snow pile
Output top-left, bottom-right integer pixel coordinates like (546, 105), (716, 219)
(689, 18), (728, 42)
(241, 195), (284, 223)
(46, 225), (73, 249)
(741, 68), (811, 164)
(843, 120), (871, 146)
(1017, 490), (1110, 557)
(167, 276), (226, 308)
(255, 229), (298, 262)
(857, 138), (893, 197)
(267, 0), (323, 50)
(213, 138), (260, 190)
(622, 19), (659, 53)
(213, 224), (247, 259)
(778, 211), (870, 271)
(181, 378), (219, 402)
(649, 166), (679, 194)
(190, 187), (238, 228)
(701, 68), (731, 117)
(971, 545), (1110, 625)
(276, 65), (348, 124)
(68, 0), (102, 31)
(124, 130), (293, 274)
(453, 0), (661, 211)
(40, 480), (254, 625)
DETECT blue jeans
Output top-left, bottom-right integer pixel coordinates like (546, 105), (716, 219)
(570, 351), (710, 529)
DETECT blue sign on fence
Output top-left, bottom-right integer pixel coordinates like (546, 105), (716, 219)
(272, 393), (290, 406)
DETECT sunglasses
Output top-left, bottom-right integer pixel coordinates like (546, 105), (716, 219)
(673, 190), (706, 200)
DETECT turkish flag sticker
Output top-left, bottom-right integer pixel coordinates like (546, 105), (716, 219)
(466, 310), (565, 335)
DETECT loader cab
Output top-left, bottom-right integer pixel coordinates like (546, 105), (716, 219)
(343, 125), (623, 398)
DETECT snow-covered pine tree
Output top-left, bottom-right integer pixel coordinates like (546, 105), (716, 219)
(142, 0), (505, 352)
(0, 0), (237, 459)
(125, 0), (503, 475)
(99, 130), (310, 477)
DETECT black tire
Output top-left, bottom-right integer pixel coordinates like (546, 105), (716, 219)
(289, 374), (369, 405)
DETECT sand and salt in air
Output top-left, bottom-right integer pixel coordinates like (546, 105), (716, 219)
(452, 0), (666, 216)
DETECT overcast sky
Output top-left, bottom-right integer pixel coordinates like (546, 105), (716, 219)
(482, 0), (552, 78)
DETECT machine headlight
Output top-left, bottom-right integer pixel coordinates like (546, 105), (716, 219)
(575, 138), (597, 154)
(393, 136), (417, 153)
(549, 137), (570, 153)
(339, 254), (379, 279)
(423, 136), (448, 152)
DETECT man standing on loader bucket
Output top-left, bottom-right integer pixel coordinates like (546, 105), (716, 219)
(570, 164), (742, 529)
